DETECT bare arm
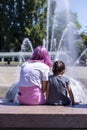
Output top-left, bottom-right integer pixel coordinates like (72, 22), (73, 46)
(42, 81), (48, 92)
(41, 81), (50, 102)
(41, 81), (48, 101)
(67, 85), (75, 105)
(45, 81), (50, 102)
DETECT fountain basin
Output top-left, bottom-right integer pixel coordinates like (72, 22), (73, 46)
(0, 103), (87, 129)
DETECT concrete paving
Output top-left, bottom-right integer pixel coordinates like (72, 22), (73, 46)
(0, 65), (87, 97)
(1, 65), (87, 85)
(0, 103), (87, 129)
(0, 65), (87, 129)
(0, 65), (20, 97)
(0, 66), (21, 86)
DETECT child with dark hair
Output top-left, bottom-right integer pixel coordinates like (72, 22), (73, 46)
(46, 60), (75, 105)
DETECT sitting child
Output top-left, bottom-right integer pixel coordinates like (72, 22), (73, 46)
(46, 60), (75, 105)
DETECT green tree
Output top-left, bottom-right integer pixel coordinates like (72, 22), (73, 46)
(80, 33), (87, 47)
(0, 0), (46, 52)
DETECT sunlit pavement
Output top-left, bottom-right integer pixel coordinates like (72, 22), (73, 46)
(0, 65), (87, 97)
(0, 66), (87, 129)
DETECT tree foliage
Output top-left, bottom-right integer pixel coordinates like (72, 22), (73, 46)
(80, 33), (87, 47)
(0, 0), (46, 52)
(0, 0), (85, 53)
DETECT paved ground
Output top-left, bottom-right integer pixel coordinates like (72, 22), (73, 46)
(0, 65), (87, 130)
(0, 104), (87, 129)
(0, 65), (20, 97)
(0, 65), (87, 98)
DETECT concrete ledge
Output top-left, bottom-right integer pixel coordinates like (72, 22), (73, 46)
(0, 102), (87, 129)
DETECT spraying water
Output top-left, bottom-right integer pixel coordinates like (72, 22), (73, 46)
(21, 38), (33, 52)
(46, 0), (87, 104)
(1, 0), (87, 104)
(75, 48), (87, 66)
(16, 38), (34, 80)
(55, 22), (79, 65)
(1, 38), (34, 103)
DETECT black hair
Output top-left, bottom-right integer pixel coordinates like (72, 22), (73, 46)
(52, 60), (65, 75)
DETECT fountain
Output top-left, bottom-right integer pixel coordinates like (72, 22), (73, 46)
(0, 38), (34, 103)
(1, 0), (87, 104)
(75, 48), (87, 66)
(21, 38), (33, 52)
(46, 0), (87, 104)
(18, 38), (33, 63)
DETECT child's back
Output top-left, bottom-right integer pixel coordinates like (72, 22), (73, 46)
(47, 75), (71, 105)
(46, 60), (75, 105)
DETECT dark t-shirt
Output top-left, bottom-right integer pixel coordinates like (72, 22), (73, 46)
(47, 75), (71, 105)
